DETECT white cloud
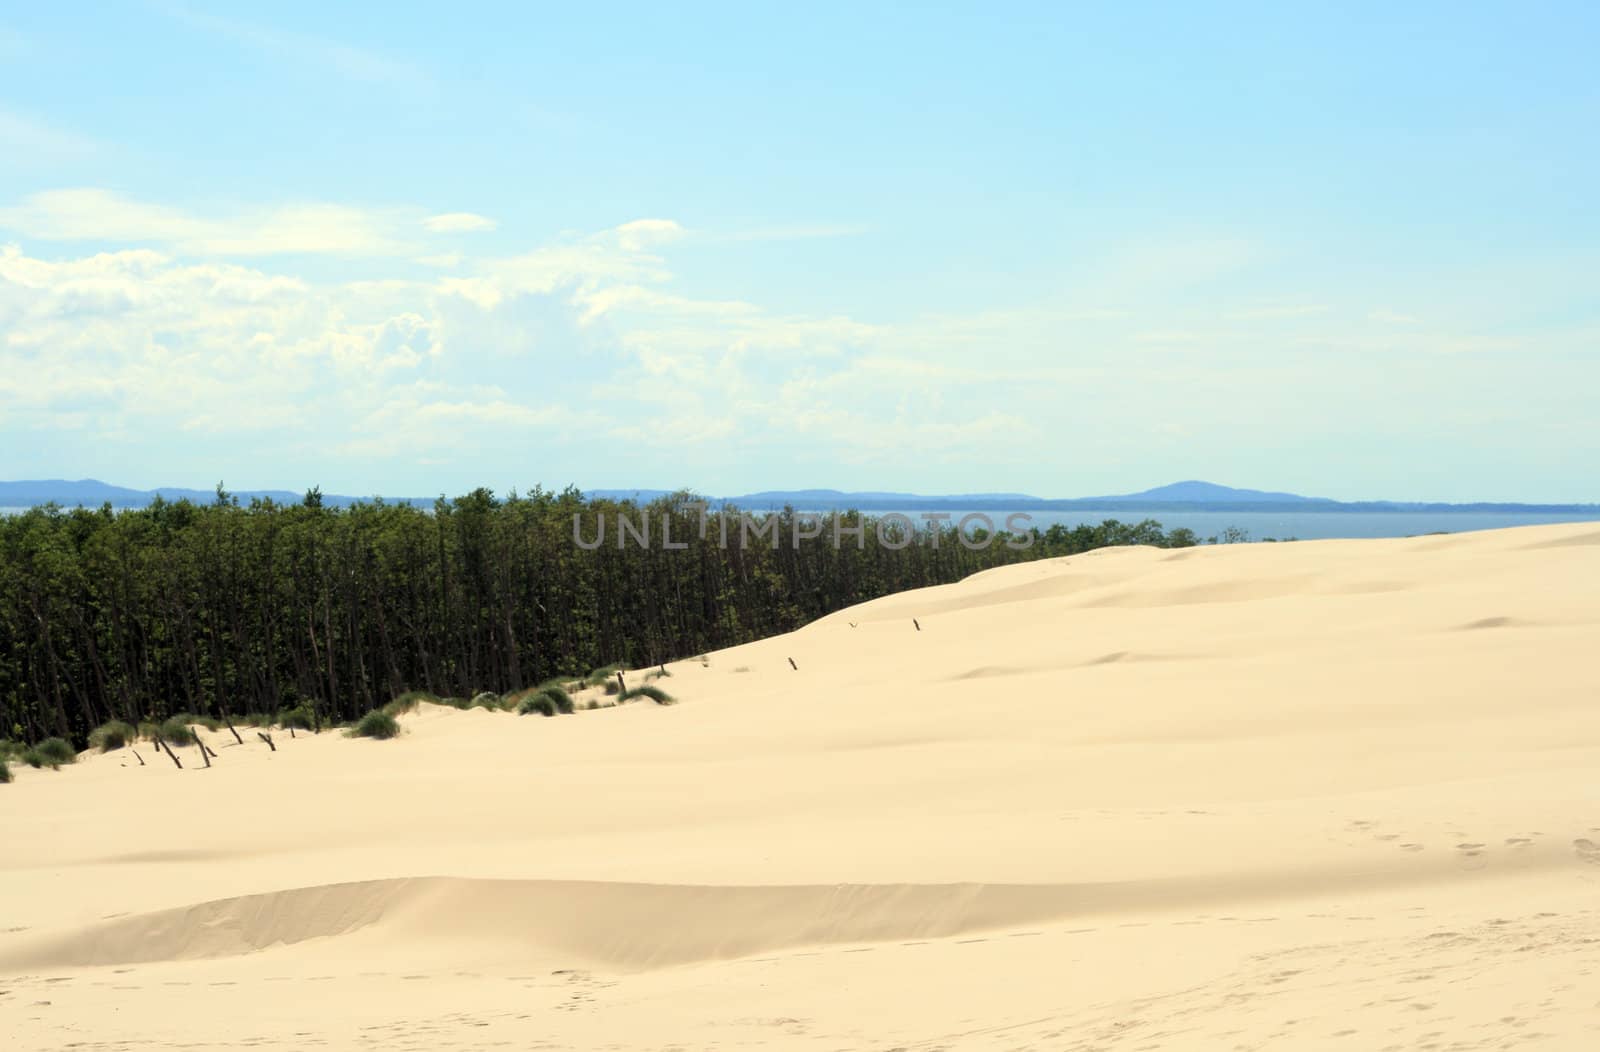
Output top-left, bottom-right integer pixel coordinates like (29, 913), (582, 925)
(2, 218), (1592, 497)
(0, 189), (413, 256)
(423, 212), (497, 233)
(614, 218), (684, 252)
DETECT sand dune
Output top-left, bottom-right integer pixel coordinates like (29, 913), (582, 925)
(3, 522), (1599, 1049)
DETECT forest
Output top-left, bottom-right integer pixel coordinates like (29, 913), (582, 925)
(0, 487), (1198, 750)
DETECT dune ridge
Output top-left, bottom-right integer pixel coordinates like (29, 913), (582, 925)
(6, 833), (1580, 973)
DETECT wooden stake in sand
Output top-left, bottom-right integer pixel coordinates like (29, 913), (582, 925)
(223, 714), (244, 746)
(616, 670), (627, 695)
(788, 657), (798, 670)
(257, 731), (276, 752)
(913, 618), (921, 631)
(192, 727), (211, 768)
(130, 747), (146, 766)
(155, 736), (182, 769)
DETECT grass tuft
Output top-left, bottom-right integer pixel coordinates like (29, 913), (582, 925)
(170, 712), (223, 732)
(156, 718), (197, 745)
(25, 737), (77, 768)
(517, 684), (574, 717)
(542, 685), (575, 714)
(470, 691), (503, 711)
(89, 720), (137, 752)
(350, 709), (401, 739)
(0, 756), (9, 783)
(518, 694), (555, 717)
(383, 690), (441, 717)
(619, 685), (675, 706)
(585, 663), (622, 688)
(644, 667), (672, 681)
(276, 706), (315, 731)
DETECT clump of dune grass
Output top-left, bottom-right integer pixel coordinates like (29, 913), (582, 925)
(237, 712), (274, 727)
(276, 705), (316, 731)
(518, 693), (556, 717)
(24, 737), (77, 768)
(0, 739), (26, 762)
(470, 691), (505, 711)
(542, 685), (575, 714)
(619, 685), (675, 706)
(155, 718), (197, 745)
(644, 667), (671, 681)
(585, 663), (623, 689)
(88, 720), (137, 752)
(0, 757), (10, 783)
(517, 684), (574, 717)
(383, 690), (441, 717)
(168, 712), (223, 732)
(350, 709), (400, 739)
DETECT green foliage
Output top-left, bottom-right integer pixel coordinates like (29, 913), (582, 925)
(0, 490), (1192, 744)
(351, 709), (400, 739)
(156, 718), (196, 745)
(518, 694), (556, 717)
(619, 685), (675, 706)
(0, 757), (10, 783)
(384, 690), (440, 717)
(470, 691), (504, 711)
(26, 737), (77, 768)
(516, 684), (573, 717)
(541, 685), (575, 714)
(536, 675), (579, 692)
(276, 706), (315, 731)
(89, 720), (137, 752)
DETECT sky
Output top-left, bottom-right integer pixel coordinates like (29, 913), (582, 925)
(0, 2), (1596, 503)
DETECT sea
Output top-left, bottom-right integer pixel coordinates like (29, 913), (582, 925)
(793, 508), (1600, 542)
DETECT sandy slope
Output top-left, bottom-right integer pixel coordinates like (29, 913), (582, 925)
(3, 522), (1599, 1050)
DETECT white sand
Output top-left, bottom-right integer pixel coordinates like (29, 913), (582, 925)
(3, 521), (1599, 1049)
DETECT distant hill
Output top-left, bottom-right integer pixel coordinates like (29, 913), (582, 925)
(2, 478), (1595, 515)
(1100, 480), (1330, 504)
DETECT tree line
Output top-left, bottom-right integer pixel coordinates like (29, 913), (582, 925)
(0, 486), (1198, 745)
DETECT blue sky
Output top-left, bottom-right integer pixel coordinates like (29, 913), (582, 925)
(1, 2), (1595, 502)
